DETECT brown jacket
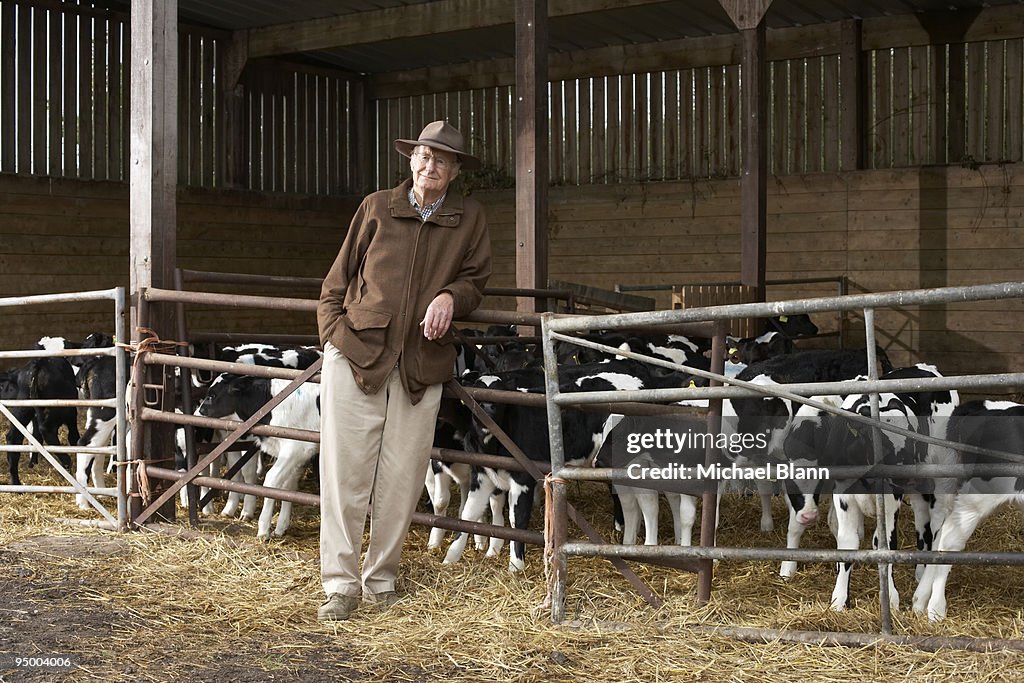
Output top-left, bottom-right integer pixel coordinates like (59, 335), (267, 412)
(317, 178), (492, 403)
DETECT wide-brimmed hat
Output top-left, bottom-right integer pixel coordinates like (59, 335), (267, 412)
(394, 120), (481, 170)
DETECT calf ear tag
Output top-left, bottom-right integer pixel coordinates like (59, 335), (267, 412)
(688, 380), (696, 388)
(778, 315), (789, 323)
(728, 347), (738, 355)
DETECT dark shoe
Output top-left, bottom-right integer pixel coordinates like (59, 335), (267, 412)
(363, 590), (401, 609)
(318, 593), (359, 622)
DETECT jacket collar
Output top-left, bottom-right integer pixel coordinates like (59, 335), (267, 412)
(389, 178), (463, 228)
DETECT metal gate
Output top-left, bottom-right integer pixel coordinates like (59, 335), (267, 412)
(0, 288), (129, 530)
(541, 280), (1024, 649)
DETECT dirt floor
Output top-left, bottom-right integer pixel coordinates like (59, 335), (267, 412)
(0, 535), (392, 682)
(3, 462), (1024, 682)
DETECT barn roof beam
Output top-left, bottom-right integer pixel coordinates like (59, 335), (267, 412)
(718, 0), (772, 31)
(368, 4), (1024, 99)
(244, 0), (671, 60)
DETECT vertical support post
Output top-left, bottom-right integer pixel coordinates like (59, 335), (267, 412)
(515, 0), (549, 323)
(130, 0), (179, 523)
(114, 287), (129, 531)
(697, 320), (727, 603)
(863, 307), (893, 635)
(351, 77), (375, 195)
(739, 21), (767, 302)
(220, 31), (248, 189)
(174, 269), (200, 527)
(839, 19), (864, 171)
(540, 314), (568, 623)
(129, 293), (148, 522)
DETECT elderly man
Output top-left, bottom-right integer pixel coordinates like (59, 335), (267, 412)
(316, 121), (492, 621)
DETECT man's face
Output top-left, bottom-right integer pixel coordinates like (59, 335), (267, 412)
(410, 145), (460, 200)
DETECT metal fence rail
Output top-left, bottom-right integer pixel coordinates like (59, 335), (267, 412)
(133, 283), (589, 547)
(0, 288), (128, 529)
(540, 280), (1024, 646)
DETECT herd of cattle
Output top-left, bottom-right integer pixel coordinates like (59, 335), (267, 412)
(2, 315), (1023, 622)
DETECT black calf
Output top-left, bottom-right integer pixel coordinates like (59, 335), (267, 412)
(2, 358), (80, 485)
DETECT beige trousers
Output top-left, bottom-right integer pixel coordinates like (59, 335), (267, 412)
(319, 342), (442, 598)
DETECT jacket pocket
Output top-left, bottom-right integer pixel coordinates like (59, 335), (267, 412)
(341, 306), (392, 367)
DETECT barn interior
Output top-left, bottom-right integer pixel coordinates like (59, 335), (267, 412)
(1, 1), (1024, 678)
(0, 0), (1021, 374)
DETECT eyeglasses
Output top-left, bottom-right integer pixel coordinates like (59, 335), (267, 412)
(412, 151), (456, 170)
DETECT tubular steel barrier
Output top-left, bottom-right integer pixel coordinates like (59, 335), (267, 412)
(134, 284), (603, 557)
(140, 278), (722, 605)
(541, 281), (1024, 647)
(0, 288), (129, 530)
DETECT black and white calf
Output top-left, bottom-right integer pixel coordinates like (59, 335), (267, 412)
(73, 355), (118, 509)
(196, 373), (320, 539)
(443, 361), (653, 571)
(594, 413), (700, 548)
(763, 313), (819, 340)
(722, 348), (895, 573)
(913, 400), (1024, 621)
(423, 398), (474, 550)
(781, 363), (959, 596)
(1, 357), (80, 485)
(726, 331), (794, 365)
(228, 345), (322, 370)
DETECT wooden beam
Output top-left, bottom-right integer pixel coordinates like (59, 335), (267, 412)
(719, 0), (772, 31)
(246, 0), (668, 59)
(130, 0), (178, 522)
(371, 20), (838, 99)
(369, 5), (1024, 99)
(738, 20), (767, 301)
(350, 77), (375, 195)
(839, 19), (864, 171)
(914, 10), (980, 167)
(130, 0), (178, 318)
(515, 0), (549, 318)
(219, 32), (248, 188)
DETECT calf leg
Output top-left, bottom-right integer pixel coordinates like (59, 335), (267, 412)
(830, 495), (864, 610)
(484, 488), (507, 557)
(238, 454), (260, 521)
(755, 478), (775, 532)
(906, 493), (941, 581)
(667, 493), (697, 546)
(636, 490), (660, 545)
(257, 460), (290, 540)
(913, 494), (1003, 621)
(872, 494), (902, 611)
(272, 465), (308, 538)
(443, 473), (497, 565)
(781, 491), (820, 578)
(425, 465), (453, 550)
(6, 452), (21, 486)
(507, 478), (535, 572)
(76, 414), (115, 509)
(617, 488), (642, 545)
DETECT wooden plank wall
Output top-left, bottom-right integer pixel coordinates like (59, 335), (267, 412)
(472, 162), (1024, 382)
(0, 164), (1020, 383)
(372, 33), (1024, 189)
(0, 175), (357, 353)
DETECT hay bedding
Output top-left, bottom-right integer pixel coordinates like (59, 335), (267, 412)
(2, 453), (1024, 681)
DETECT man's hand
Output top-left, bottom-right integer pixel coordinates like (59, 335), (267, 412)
(421, 292), (454, 340)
